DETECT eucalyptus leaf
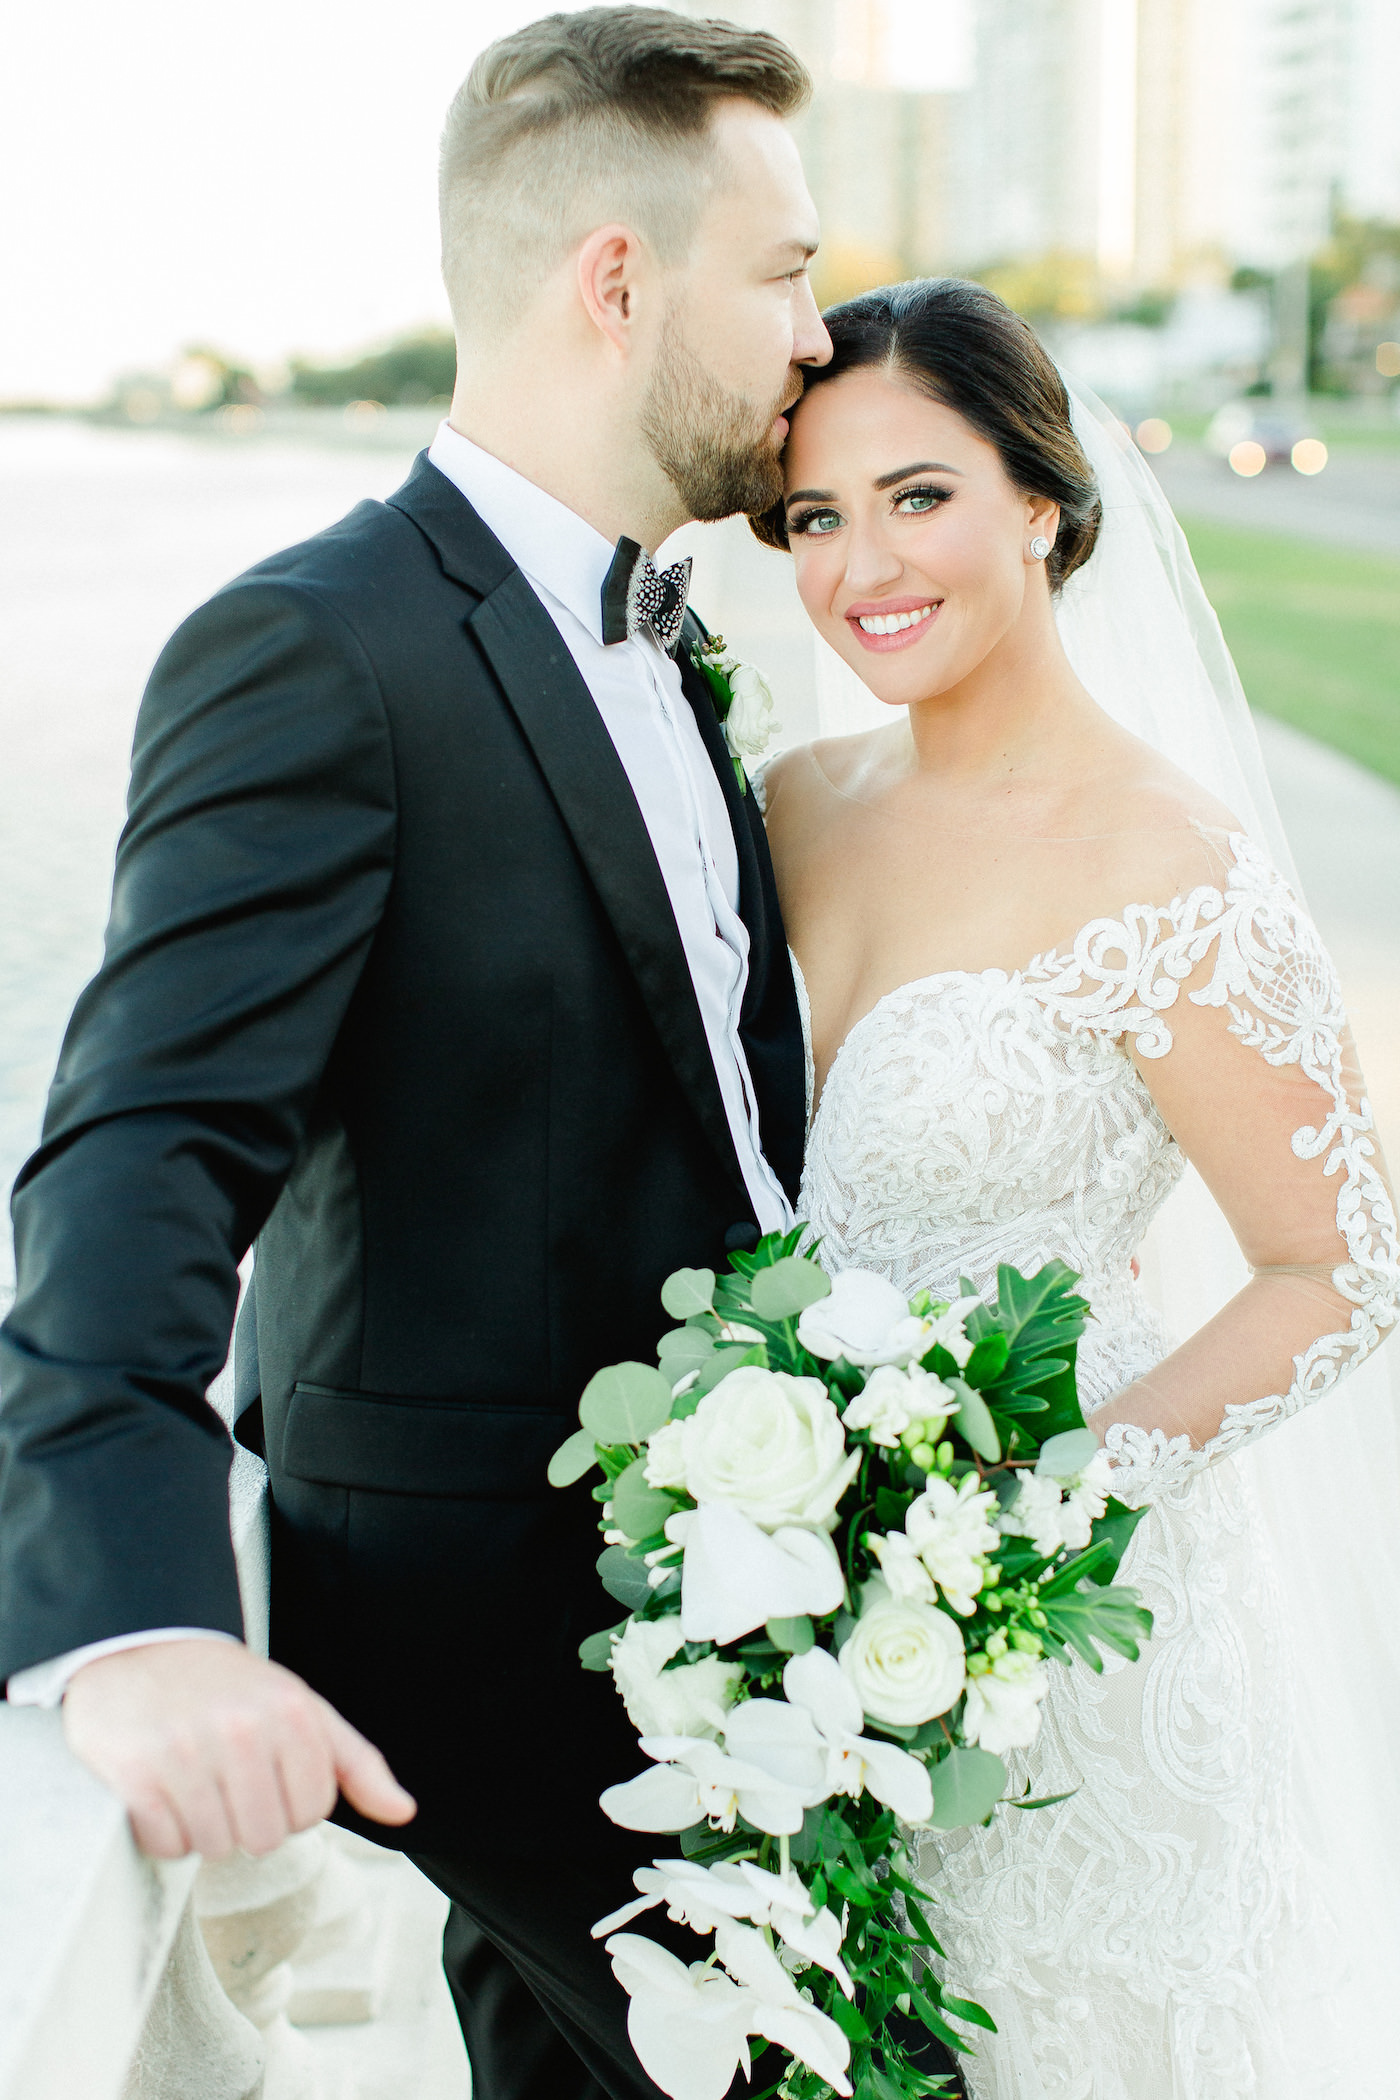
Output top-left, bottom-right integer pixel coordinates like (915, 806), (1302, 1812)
(950, 1379), (1002, 1463)
(1035, 1427), (1100, 1479)
(928, 1746), (1008, 1829)
(660, 1267), (716, 1319)
(547, 1426), (599, 1488)
(610, 1457), (676, 1541)
(579, 1362), (673, 1444)
(578, 1623), (625, 1671)
(764, 1614), (815, 1654)
(596, 1544), (653, 1611)
(657, 1327), (716, 1381)
(748, 1256), (832, 1322)
(693, 1343), (765, 1398)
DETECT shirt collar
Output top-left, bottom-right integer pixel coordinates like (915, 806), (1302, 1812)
(427, 420), (616, 643)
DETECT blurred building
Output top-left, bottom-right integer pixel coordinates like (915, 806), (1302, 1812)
(676, 0), (1400, 296)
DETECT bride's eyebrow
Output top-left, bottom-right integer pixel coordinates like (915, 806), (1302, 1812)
(872, 460), (963, 488)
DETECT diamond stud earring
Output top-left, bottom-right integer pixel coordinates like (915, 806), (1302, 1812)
(1029, 535), (1052, 560)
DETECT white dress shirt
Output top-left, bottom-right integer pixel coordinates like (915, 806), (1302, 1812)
(6, 425), (791, 1708)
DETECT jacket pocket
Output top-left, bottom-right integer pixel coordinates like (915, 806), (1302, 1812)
(282, 1383), (569, 1499)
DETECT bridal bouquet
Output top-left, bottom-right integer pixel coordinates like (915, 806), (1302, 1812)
(550, 1234), (1153, 2100)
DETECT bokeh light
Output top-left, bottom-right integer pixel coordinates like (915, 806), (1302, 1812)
(1135, 418), (1173, 454)
(1228, 440), (1268, 478)
(1291, 438), (1329, 476)
(1377, 343), (1400, 379)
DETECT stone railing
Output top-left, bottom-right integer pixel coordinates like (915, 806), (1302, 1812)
(0, 1293), (467, 2099)
(0, 1706), (467, 2100)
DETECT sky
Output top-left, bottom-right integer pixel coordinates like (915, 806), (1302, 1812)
(1, 0), (560, 403)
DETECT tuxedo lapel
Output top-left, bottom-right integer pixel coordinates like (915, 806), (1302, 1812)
(675, 617), (773, 1020)
(388, 460), (750, 1204)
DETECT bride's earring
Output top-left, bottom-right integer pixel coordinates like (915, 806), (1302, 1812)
(1029, 535), (1052, 560)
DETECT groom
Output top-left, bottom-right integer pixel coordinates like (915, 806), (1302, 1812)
(0, 11), (827, 2097)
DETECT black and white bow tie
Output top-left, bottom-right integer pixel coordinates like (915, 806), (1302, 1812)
(601, 536), (693, 654)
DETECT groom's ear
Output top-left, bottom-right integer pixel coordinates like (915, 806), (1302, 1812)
(576, 224), (651, 357)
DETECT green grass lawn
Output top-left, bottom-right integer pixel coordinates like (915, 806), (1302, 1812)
(1177, 515), (1400, 786)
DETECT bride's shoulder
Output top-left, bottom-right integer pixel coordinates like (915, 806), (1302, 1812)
(760, 723), (904, 824)
(1071, 724), (1256, 903)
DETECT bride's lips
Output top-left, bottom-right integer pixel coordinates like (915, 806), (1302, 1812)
(844, 595), (943, 653)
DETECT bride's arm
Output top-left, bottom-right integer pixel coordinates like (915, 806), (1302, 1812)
(1087, 848), (1399, 1500)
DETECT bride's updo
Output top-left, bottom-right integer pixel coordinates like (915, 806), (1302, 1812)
(754, 277), (1102, 590)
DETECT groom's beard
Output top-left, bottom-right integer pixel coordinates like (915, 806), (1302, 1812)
(641, 317), (801, 522)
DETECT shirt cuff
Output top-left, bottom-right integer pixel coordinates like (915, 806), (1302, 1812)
(5, 1627), (242, 1709)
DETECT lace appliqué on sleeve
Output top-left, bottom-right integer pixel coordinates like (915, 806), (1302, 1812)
(1023, 833), (1399, 1497)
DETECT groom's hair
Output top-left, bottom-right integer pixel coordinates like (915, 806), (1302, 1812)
(440, 8), (809, 336)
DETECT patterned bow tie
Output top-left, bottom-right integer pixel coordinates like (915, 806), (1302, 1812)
(601, 536), (693, 654)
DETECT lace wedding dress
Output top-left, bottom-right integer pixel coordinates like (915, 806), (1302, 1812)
(792, 826), (1399, 2100)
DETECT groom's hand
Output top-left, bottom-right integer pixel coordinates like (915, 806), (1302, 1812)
(62, 1640), (416, 1860)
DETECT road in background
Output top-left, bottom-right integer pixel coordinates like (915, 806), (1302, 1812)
(1148, 438), (1400, 556)
(3, 416), (1397, 1292)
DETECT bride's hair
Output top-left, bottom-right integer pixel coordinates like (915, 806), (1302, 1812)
(753, 277), (1102, 590)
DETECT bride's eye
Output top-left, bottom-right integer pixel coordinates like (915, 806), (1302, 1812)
(787, 505), (844, 538)
(894, 483), (954, 515)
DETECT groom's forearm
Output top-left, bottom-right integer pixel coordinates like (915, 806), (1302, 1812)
(0, 579), (397, 1678)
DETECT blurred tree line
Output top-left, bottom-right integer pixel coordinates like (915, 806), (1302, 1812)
(289, 329), (456, 406)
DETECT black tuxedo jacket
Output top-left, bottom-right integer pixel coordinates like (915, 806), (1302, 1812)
(0, 454), (805, 1852)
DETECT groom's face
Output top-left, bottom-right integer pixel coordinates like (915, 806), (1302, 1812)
(640, 102), (830, 520)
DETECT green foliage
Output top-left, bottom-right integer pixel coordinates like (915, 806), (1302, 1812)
(749, 1255), (832, 1320)
(660, 1267), (716, 1318)
(609, 1457), (675, 1541)
(596, 1545), (653, 1611)
(578, 1623), (624, 1671)
(547, 1427), (599, 1487)
(579, 1362), (672, 1443)
(1037, 1567), (1154, 1671)
(766, 1614), (816, 1653)
(927, 1747), (1008, 1829)
(1034, 1427), (1100, 1479)
(948, 1380), (1001, 1463)
(656, 1325), (715, 1381)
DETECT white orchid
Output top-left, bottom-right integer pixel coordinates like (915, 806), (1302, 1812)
(592, 1856), (854, 1998)
(782, 1646), (934, 1824)
(609, 1615), (743, 1741)
(724, 662), (781, 761)
(865, 1526), (938, 1606)
(600, 1716), (825, 1837)
(841, 1361), (957, 1448)
(962, 1647), (1050, 1755)
(667, 1502), (846, 1646)
(604, 1926), (852, 2100)
(904, 1472), (1001, 1615)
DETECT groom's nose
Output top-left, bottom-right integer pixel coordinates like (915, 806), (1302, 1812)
(793, 276), (832, 368)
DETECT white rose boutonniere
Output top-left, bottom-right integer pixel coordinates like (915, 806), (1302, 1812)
(690, 633), (780, 789)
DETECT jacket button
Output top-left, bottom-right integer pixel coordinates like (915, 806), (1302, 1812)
(724, 1222), (759, 1254)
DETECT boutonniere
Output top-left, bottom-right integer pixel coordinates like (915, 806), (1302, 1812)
(689, 633), (781, 794)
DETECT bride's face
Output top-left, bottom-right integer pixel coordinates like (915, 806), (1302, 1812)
(781, 368), (1059, 707)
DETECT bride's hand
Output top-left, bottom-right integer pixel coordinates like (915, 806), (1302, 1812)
(62, 1639), (416, 1859)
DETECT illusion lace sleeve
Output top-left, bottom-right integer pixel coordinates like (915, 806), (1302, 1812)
(1046, 834), (1399, 1501)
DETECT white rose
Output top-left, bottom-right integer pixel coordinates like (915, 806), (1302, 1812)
(798, 1270), (929, 1369)
(961, 1649), (1050, 1756)
(660, 1364), (861, 1530)
(724, 663), (780, 758)
(838, 1580), (966, 1727)
(905, 1473), (1000, 1615)
(1001, 1473), (1067, 1559)
(609, 1615), (744, 1740)
(841, 1363), (956, 1448)
(643, 1418), (689, 1491)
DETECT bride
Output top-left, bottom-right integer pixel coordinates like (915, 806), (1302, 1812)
(750, 277), (1400, 2097)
